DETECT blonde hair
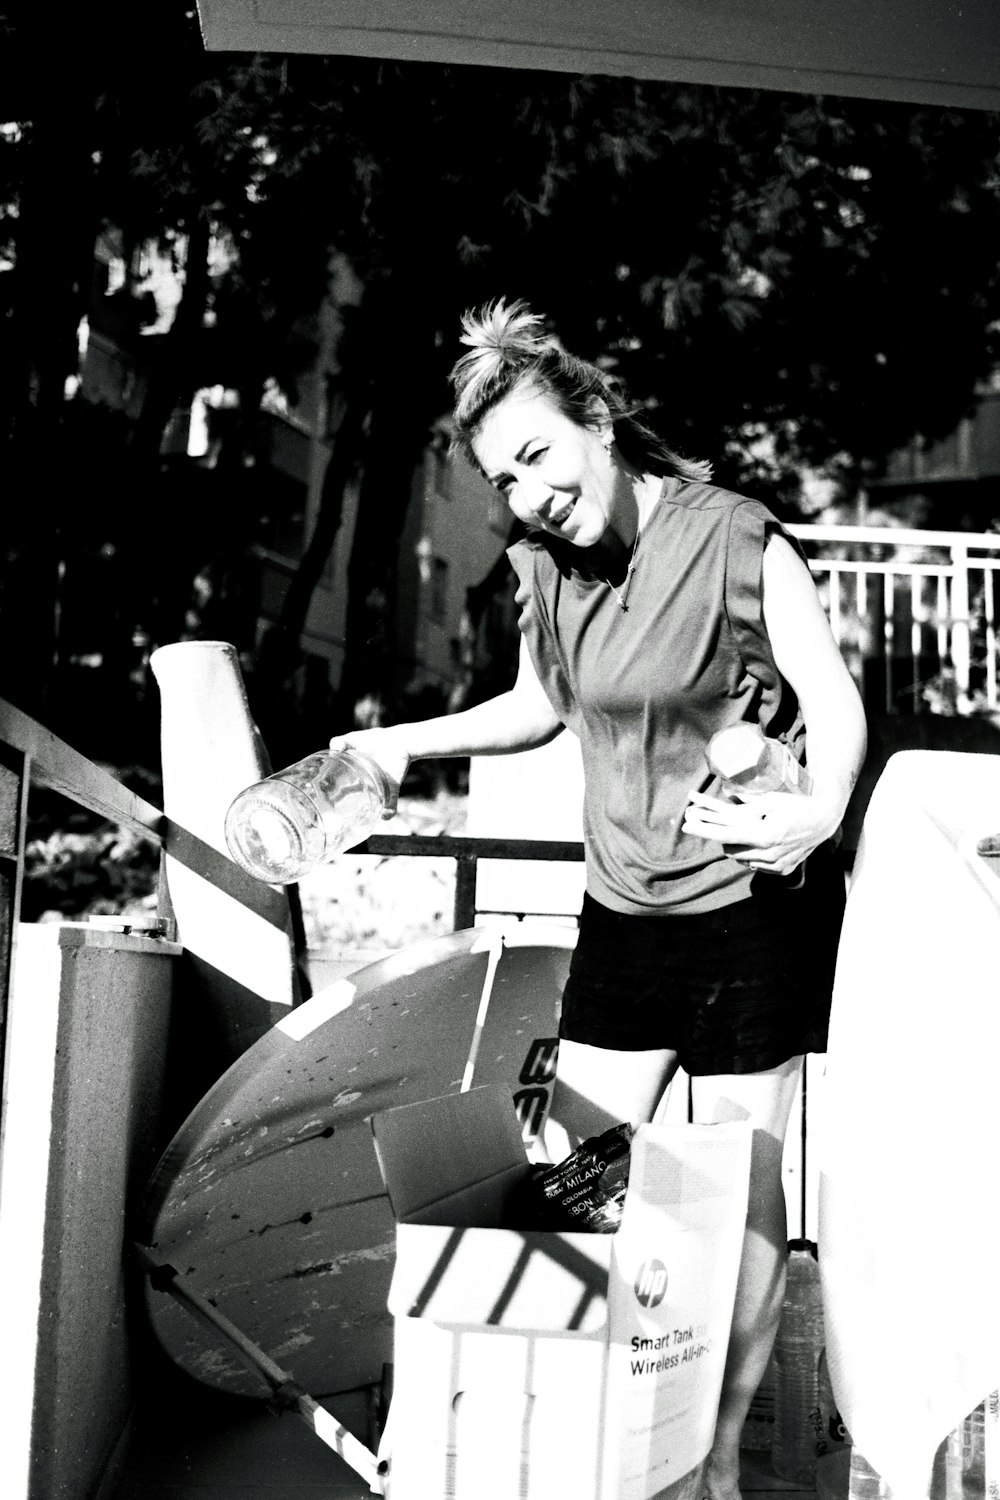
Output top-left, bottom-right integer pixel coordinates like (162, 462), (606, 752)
(449, 298), (712, 483)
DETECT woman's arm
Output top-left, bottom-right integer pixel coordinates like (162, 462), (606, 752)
(329, 635), (564, 809)
(684, 533), (868, 875)
(761, 533), (868, 829)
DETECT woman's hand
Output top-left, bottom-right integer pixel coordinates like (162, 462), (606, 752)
(329, 728), (412, 818)
(682, 789), (841, 877)
(683, 533), (867, 880)
(326, 644), (564, 823)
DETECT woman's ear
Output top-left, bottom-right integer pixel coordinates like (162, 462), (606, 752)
(586, 395), (613, 447)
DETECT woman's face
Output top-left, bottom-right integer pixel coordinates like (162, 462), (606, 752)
(472, 386), (616, 549)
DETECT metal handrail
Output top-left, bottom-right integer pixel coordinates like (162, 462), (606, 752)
(0, 696), (585, 953)
(360, 832), (584, 930)
(788, 522), (1000, 551)
(0, 696), (290, 930)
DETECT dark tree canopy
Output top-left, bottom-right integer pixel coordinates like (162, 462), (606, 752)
(2, 0), (999, 747)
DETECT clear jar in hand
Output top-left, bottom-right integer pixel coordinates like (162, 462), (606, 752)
(224, 747), (393, 884)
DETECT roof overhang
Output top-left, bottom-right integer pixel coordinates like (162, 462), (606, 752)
(197, 0), (1000, 111)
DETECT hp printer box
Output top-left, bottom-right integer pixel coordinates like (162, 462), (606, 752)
(371, 1086), (751, 1500)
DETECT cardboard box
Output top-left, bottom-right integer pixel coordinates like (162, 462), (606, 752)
(371, 1086), (752, 1500)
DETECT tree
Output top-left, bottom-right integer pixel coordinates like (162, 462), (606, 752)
(2, 5), (999, 742)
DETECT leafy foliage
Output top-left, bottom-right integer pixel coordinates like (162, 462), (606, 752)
(1, 3), (999, 737)
(22, 776), (162, 921)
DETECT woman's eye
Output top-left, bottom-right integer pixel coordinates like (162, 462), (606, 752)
(525, 447), (548, 466)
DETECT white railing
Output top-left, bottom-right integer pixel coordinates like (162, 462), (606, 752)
(788, 523), (1000, 715)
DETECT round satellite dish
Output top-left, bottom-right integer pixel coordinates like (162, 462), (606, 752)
(139, 923), (574, 1397)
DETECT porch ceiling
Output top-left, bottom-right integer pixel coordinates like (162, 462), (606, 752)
(197, 0), (1000, 110)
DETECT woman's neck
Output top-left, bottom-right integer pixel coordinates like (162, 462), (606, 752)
(580, 470), (662, 583)
(606, 469), (662, 547)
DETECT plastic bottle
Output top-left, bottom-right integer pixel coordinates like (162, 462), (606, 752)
(706, 722), (813, 796)
(224, 746), (394, 883)
(772, 1239), (823, 1486)
(926, 1402), (991, 1500)
(936, 1402), (987, 1500)
(961, 1402), (986, 1491)
(985, 1390), (999, 1500)
(816, 1348), (848, 1454)
(846, 1448), (888, 1500)
(815, 1348), (851, 1500)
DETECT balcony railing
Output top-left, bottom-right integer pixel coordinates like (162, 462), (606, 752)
(788, 522), (1000, 716)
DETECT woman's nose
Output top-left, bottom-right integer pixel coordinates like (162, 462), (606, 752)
(517, 472), (554, 516)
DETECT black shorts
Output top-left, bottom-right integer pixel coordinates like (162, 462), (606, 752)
(558, 842), (846, 1075)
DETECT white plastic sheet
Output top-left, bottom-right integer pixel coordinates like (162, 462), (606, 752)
(818, 750), (1000, 1496)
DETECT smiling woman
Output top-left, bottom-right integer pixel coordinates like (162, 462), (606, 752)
(451, 300), (712, 594)
(328, 297), (867, 1500)
(472, 385), (657, 554)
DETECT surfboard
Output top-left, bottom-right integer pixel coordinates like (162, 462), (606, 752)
(139, 923), (574, 1397)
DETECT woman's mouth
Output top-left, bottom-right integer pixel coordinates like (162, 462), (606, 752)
(548, 499), (577, 527)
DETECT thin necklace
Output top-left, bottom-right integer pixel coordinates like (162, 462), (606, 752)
(606, 526), (641, 612)
(606, 482), (659, 611)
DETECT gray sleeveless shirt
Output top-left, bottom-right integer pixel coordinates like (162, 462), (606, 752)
(507, 478), (808, 915)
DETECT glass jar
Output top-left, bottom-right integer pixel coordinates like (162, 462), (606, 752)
(224, 747), (393, 884)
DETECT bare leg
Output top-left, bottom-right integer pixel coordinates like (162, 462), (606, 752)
(539, 1038), (680, 1163)
(691, 1057), (804, 1500)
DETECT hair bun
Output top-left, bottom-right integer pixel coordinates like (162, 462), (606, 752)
(458, 298), (553, 358)
(450, 298), (559, 422)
